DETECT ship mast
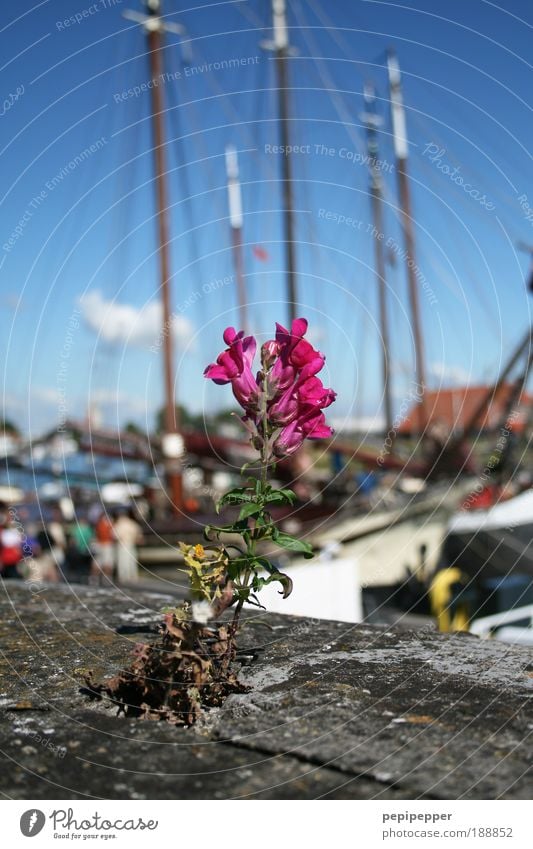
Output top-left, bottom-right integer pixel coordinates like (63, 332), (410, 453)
(124, 0), (185, 511)
(463, 325), (533, 436)
(225, 145), (249, 332)
(264, 0), (298, 324)
(361, 82), (393, 435)
(387, 49), (428, 434)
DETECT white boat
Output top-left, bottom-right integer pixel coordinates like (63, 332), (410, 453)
(443, 489), (533, 579)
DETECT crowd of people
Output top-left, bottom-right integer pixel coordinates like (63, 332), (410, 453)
(0, 502), (144, 586)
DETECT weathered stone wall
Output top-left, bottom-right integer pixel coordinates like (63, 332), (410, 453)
(0, 582), (531, 799)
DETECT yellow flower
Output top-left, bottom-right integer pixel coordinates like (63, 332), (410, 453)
(177, 541), (228, 603)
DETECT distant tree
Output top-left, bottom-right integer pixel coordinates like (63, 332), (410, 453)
(0, 418), (20, 437)
(124, 421), (146, 436)
(212, 407), (240, 424)
(155, 405), (239, 433)
(155, 404), (200, 433)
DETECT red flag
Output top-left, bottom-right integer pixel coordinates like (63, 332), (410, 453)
(252, 245), (269, 262)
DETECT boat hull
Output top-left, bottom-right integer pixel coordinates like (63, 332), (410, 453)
(444, 525), (533, 579)
(443, 490), (533, 579)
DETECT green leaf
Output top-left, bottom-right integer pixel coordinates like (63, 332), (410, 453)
(273, 532), (314, 558)
(254, 514), (273, 530)
(278, 488), (297, 503)
(226, 558), (244, 581)
(251, 556), (276, 575)
(235, 585), (252, 603)
(264, 488), (297, 506)
(274, 571), (293, 598)
(238, 502), (263, 521)
(253, 571), (294, 598)
(251, 573), (264, 591)
(204, 519), (250, 539)
(245, 593), (266, 609)
(215, 488), (255, 514)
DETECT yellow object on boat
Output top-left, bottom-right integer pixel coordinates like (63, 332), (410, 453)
(429, 568), (470, 632)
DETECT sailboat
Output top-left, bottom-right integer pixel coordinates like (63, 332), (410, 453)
(440, 332), (533, 582)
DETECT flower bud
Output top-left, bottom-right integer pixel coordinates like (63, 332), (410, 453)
(261, 340), (280, 370)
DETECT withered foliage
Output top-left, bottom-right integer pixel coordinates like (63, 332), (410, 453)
(83, 530), (294, 726)
(84, 586), (248, 726)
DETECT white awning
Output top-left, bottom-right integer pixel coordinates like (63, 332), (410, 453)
(448, 489), (533, 533)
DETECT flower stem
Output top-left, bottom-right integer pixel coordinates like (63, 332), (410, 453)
(228, 374), (271, 660)
(259, 373), (270, 494)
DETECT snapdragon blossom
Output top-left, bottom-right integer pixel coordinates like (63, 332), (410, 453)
(204, 318), (336, 460)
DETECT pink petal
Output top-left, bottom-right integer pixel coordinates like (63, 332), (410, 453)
(298, 355), (326, 380)
(307, 424), (334, 439)
(204, 363), (231, 383)
(241, 334), (257, 365)
(223, 326), (241, 345)
(291, 317), (308, 338)
(273, 421), (304, 457)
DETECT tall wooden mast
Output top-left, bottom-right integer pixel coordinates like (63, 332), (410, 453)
(124, 0), (184, 511)
(225, 145), (249, 332)
(387, 49), (428, 433)
(361, 82), (393, 435)
(265, 0), (298, 324)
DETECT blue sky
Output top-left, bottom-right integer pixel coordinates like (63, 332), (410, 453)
(1, 0), (533, 434)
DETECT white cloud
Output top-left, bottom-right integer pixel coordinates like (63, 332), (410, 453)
(330, 414), (385, 433)
(88, 388), (125, 405)
(25, 385), (153, 433)
(32, 386), (127, 408)
(31, 386), (61, 404)
(429, 361), (471, 387)
(78, 289), (194, 349)
(0, 292), (23, 311)
(88, 389), (151, 416)
(306, 326), (326, 346)
(3, 392), (26, 410)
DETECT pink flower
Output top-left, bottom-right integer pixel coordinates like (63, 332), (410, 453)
(275, 319), (325, 371)
(205, 319), (336, 460)
(273, 410), (334, 458)
(204, 328), (259, 410)
(301, 410), (334, 439)
(269, 373), (336, 426)
(275, 318), (309, 356)
(268, 321), (324, 394)
(269, 357), (296, 393)
(298, 376), (336, 409)
(272, 420), (304, 458)
(268, 384), (300, 426)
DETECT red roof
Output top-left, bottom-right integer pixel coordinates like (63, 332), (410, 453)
(397, 383), (533, 435)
